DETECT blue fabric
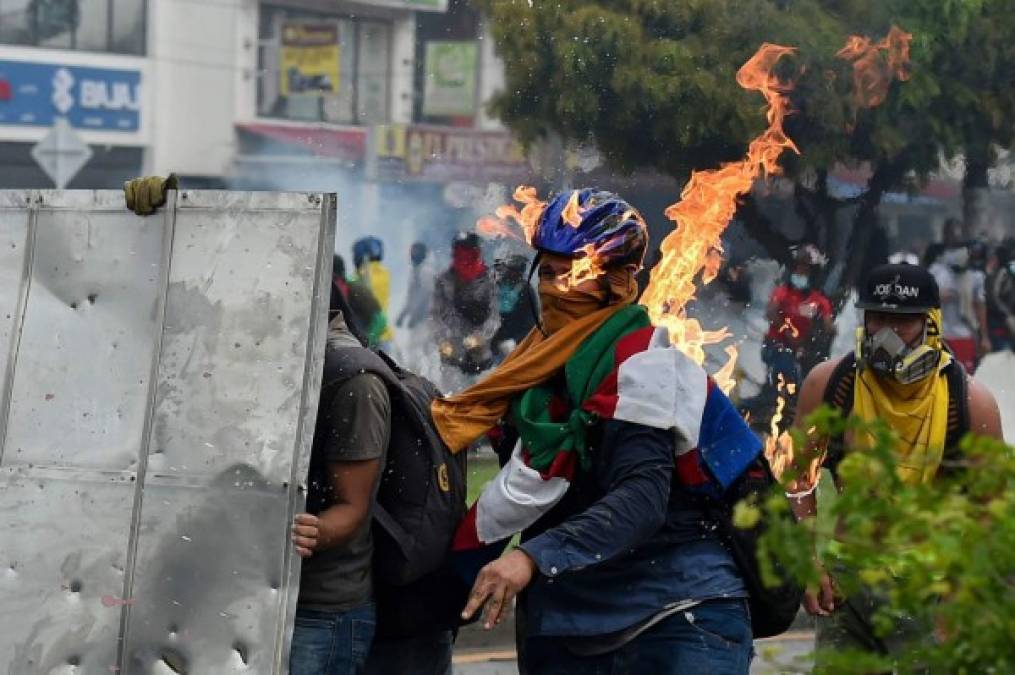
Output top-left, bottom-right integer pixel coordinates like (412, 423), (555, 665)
(289, 603), (376, 675)
(519, 420), (747, 637)
(524, 598), (753, 674)
(697, 386), (764, 490)
(761, 340), (801, 391)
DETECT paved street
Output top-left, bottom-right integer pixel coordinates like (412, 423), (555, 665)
(452, 631), (816, 674)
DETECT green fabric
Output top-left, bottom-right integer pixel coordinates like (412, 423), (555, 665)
(366, 312), (388, 348)
(510, 305), (651, 472)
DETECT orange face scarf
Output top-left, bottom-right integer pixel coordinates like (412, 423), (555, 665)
(431, 267), (638, 452)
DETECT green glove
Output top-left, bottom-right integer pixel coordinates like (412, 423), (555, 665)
(123, 173), (179, 215)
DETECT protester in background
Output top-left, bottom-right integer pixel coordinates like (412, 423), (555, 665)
(923, 217), (965, 267)
(761, 244), (834, 410)
(789, 263), (1002, 669)
(986, 239), (1015, 351)
(396, 241), (435, 330)
(491, 254), (534, 361)
(334, 254), (388, 349)
(431, 233), (499, 388)
(928, 241), (987, 371)
(353, 236), (394, 348)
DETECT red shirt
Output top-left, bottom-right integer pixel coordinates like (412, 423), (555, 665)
(765, 285), (832, 349)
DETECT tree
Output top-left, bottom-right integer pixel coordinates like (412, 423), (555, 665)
(478, 0), (1015, 317)
(747, 410), (1014, 673)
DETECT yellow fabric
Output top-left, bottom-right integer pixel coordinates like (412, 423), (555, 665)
(432, 268), (638, 453)
(123, 174), (178, 215)
(361, 261), (393, 341)
(853, 308), (952, 485)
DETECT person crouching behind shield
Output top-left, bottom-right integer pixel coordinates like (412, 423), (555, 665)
(431, 189), (762, 674)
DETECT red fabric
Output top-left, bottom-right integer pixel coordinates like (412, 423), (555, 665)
(765, 285), (833, 349)
(333, 277), (349, 299)
(452, 247), (487, 283)
(675, 448), (710, 486)
(452, 504), (482, 551)
(523, 448), (578, 482)
(945, 337), (977, 372)
(583, 326), (657, 418)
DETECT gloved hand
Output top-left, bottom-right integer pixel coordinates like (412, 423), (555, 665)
(123, 173), (179, 215)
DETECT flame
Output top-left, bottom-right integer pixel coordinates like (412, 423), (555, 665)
(837, 25), (912, 109)
(567, 244), (606, 289)
(490, 186), (547, 245)
(562, 190), (583, 227)
(763, 374), (795, 479)
(639, 43), (799, 394)
(779, 317), (800, 339)
(477, 216), (525, 242)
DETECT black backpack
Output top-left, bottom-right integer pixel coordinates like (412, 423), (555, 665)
(706, 455), (805, 639)
(314, 346), (470, 636)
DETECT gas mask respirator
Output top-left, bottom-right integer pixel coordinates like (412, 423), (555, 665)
(857, 324), (939, 385)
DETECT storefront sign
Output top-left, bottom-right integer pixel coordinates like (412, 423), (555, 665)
(280, 22), (341, 97)
(0, 60), (141, 131)
(422, 41), (478, 117)
(371, 124), (530, 183)
(355, 0), (448, 12)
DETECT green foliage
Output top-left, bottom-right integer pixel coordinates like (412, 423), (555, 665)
(757, 407), (1015, 673)
(479, 0), (1015, 183)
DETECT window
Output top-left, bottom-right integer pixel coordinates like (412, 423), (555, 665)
(257, 4), (390, 125)
(0, 0), (146, 55)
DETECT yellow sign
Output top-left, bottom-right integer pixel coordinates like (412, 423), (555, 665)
(280, 22), (340, 96)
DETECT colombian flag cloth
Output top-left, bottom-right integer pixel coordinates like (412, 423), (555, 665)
(452, 305), (762, 554)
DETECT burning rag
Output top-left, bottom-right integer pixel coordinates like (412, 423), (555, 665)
(853, 308), (952, 485)
(453, 308), (762, 551)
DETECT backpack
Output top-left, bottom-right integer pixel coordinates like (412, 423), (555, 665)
(822, 352), (970, 480)
(313, 346), (470, 636)
(706, 455), (806, 639)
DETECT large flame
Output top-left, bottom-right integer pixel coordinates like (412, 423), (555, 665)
(639, 44), (799, 395)
(473, 31), (910, 471)
(837, 25), (912, 109)
(495, 186), (546, 244)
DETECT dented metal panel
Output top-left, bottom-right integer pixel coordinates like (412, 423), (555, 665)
(0, 190), (335, 674)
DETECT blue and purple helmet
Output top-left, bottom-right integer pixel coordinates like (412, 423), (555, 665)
(532, 188), (648, 268)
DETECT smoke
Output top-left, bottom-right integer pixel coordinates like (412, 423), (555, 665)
(229, 155), (527, 391)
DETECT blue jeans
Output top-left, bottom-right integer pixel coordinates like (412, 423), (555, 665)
(289, 604), (377, 675)
(524, 599), (753, 675)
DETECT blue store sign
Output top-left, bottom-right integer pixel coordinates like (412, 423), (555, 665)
(0, 60), (141, 131)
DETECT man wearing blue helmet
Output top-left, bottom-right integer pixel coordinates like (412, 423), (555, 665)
(433, 189), (759, 674)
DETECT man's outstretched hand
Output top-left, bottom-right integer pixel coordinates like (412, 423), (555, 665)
(461, 548), (536, 630)
(124, 173), (178, 215)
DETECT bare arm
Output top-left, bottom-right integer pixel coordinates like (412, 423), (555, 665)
(967, 378), (1004, 442)
(315, 458), (382, 549)
(787, 358), (839, 520)
(789, 357), (842, 615)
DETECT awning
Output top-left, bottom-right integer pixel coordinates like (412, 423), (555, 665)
(236, 121), (367, 163)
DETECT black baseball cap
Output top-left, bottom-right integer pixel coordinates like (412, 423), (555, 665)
(856, 263), (940, 314)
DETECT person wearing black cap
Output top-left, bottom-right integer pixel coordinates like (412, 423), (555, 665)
(787, 262), (1003, 663)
